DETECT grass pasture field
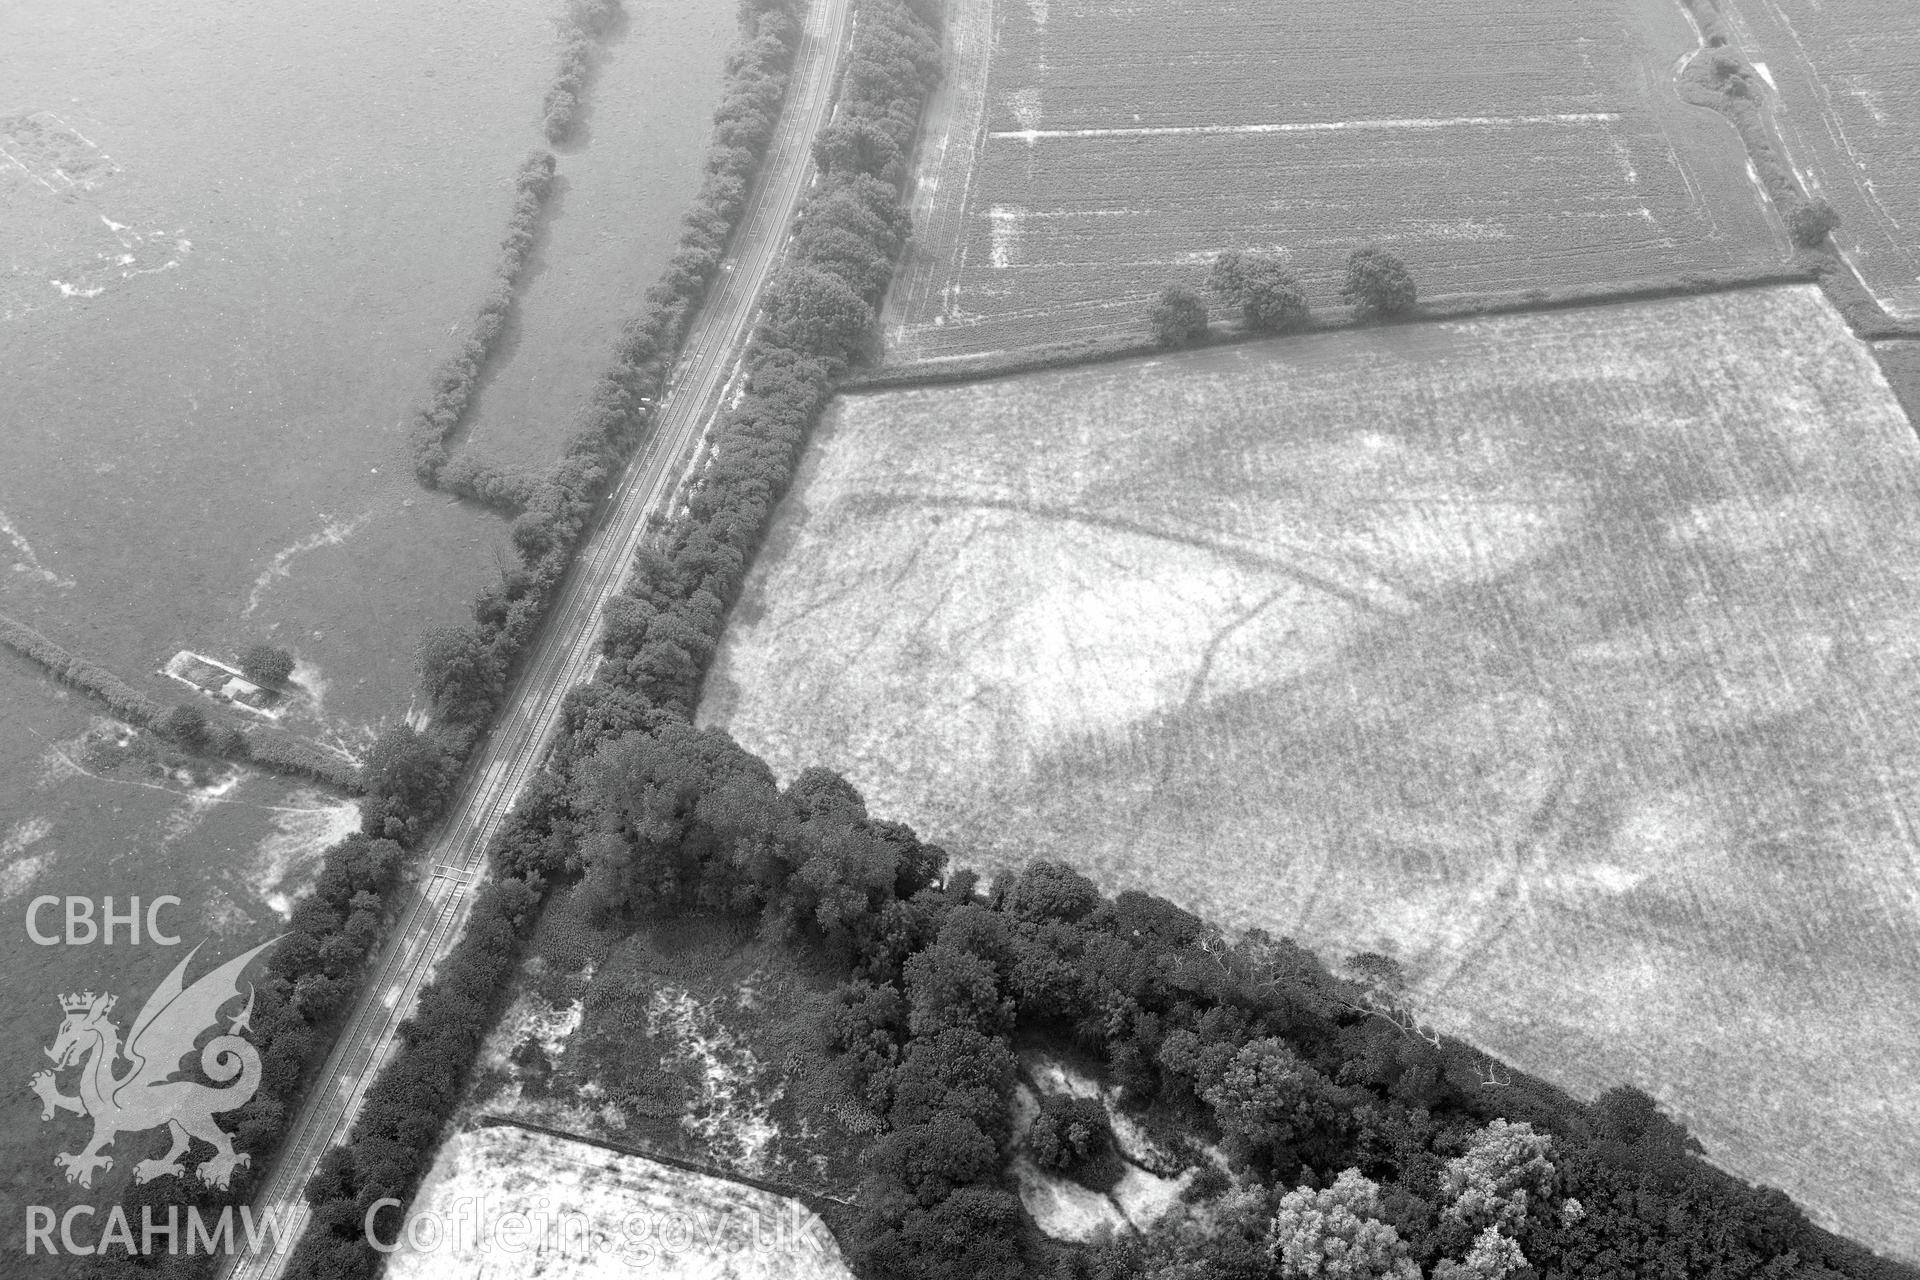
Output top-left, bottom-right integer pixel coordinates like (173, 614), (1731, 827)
(1715, 0), (1920, 317)
(702, 284), (1920, 1260)
(885, 0), (1786, 363)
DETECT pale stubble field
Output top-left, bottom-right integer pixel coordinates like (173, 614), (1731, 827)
(701, 285), (1920, 1260)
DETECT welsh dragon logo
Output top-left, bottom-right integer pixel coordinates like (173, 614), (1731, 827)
(30, 938), (277, 1191)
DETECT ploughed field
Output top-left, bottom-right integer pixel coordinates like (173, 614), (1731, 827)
(702, 285), (1920, 1260)
(1716, 0), (1920, 317)
(885, 0), (1784, 362)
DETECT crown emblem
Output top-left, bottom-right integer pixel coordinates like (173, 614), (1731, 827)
(59, 992), (111, 1015)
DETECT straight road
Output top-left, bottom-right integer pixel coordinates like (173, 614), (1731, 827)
(217, 0), (853, 1272)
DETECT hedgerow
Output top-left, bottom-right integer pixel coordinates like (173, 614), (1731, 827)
(571, 0), (939, 730)
(374, 0), (803, 844)
(542, 0), (623, 144)
(0, 610), (359, 789)
(0, 609), (163, 723)
(407, 150), (559, 488)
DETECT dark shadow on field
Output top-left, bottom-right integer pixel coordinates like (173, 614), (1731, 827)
(999, 390), (1920, 1006)
(711, 291), (1920, 1255)
(1878, 341), (1920, 430)
(717, 389), (851, 638)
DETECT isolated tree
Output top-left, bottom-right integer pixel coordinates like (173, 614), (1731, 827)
(1149, 284), (1209, 347)
(1341, 247), (1417, 318)
(154, 702), (212, 752)
(1211, 249), (1310, 332)
(1786, 196), (1841, 248)
(239, 643), (296, 687)
(1026, 1093), (1121, 1190)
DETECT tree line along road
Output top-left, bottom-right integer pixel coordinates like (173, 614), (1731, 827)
(216, 0), (856, 1273)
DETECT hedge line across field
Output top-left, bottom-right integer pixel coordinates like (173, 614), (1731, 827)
(0, 610), (163, 723)
(543, 0), (623, 144)
(407, 149), (559, 489)
(0, 611), (360, 789)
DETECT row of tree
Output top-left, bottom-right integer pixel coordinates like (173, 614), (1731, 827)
(543, 0), (942, 751)
(0, 612), (357, 789)
(406, 150), (559, 487)
(366, 0), (805, 846)
(1150, 247), (1419, 347)
(96, 834), (406, 1277)
(542, 0), (624, 144)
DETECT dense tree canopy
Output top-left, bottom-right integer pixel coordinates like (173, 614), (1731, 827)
(239, 642), (296, 687)
(1211, 248), (1312, 333)
(1149, 284), (1210, 346)
(1341, 247), (1418, 318)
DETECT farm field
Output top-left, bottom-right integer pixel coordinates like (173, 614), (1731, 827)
(1716, 0), (1920, 317)
(702, 284), (1920, 1260)
(0, 0), (555, 736)
(0, 654), (359, 1248)
(388, 1125), (853, 1279)
(884, 0), (1786, 363)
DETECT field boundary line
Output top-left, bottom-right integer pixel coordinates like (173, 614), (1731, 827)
(989, 112), (1623, 142)
(471, 1114), (858, 1213)
(844, 267), (1818, 392)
